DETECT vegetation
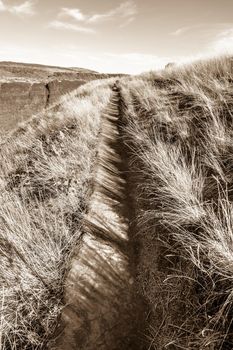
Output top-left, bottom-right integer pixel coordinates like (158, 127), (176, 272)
(1, 56), (233, 349)
(119, 56), (233, 348)
(0, 79), (113, 349)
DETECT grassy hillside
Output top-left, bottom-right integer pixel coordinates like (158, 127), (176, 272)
(119, 56), (233, 349)
(0, 79), (114, 349)
(1, 56), (233, 350)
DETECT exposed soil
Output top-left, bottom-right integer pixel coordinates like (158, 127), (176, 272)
(0, 61), (126, 133)
(48, 84), (149, 350)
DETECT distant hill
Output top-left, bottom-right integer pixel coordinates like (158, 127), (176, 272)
(0, 61), (99, 82)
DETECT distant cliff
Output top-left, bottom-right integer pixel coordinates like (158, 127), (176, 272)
(0, 61), (123, 132)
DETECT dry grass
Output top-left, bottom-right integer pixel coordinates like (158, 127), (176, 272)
(0, 78), (114, 349)
(119, 56), (233, 349)
(1, 56), (233, 349)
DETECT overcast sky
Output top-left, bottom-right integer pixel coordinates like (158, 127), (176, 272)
(0, 0), (232, 73)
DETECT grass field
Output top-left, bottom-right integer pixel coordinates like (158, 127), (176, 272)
(1, 56), (233, 349)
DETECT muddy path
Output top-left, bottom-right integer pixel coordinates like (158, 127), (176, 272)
(49, 84), (148, 350)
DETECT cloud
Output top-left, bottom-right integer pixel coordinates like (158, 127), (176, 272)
(88, 1), (137, 24)
(211, 28), (233, 53)
(170, 24), (209, 36)
(0, 0), (35, 16)
(171, 23), (233, 38)
(49, 20), (96, 34)
(171, 26), (191, 36)
(9, 0), (35, 16)
(50, 1), (137, 34)
(59, 8), (86, 22)
(58, 1), (137, 26)
(0, 0), (6, 11)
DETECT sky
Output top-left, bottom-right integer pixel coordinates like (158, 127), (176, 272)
(0, 0), (233, 74)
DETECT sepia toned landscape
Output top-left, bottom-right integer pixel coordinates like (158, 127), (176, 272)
(1, 1), (233, 349)
(0, 61), (121, 132)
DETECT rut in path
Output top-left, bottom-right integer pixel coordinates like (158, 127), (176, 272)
(49, 85), (148, 350)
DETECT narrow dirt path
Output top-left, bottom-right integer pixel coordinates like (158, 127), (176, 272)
(49, 84), (147, 350)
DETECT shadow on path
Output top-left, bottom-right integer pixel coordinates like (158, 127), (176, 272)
(49, 84), (149, 350)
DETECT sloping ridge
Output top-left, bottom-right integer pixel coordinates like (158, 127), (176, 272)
(49, 84), (148, 350)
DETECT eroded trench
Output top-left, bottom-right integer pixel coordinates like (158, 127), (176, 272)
(48, 84), (148, 350)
